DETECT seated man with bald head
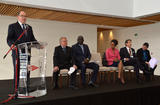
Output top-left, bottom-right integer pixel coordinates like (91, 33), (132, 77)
(72, 36), (99, 88)
(53, 37), (78, 90)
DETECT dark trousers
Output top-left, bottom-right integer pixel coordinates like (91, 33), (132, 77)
(12, 50), (19, 92)
(12, 49), (30, 94)
(123, 58), (140, 79)
(139, 63), (157, 80)
(78, 62), (99, 84)
(53, 66), (77, 87)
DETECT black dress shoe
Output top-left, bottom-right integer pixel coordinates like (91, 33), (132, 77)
(136, 78), (143, 84)
(69, 85), (79, 90)
(88, 83), (99, 88)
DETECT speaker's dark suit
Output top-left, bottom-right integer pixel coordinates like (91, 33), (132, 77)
(7, 21), (37, 92)
(7, 22), (36, 46)
(53, 45), (77, 87)
(72, 43), (99, 85)
(120, 47), (140, 78)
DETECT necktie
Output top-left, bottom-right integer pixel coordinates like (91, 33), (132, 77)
(143, 51), (147, 61)
(22, 24), (25, 30)
(63, 48), (66, 53)
(80, 45), (84, 54)
(22, 24), (27, 36)
(129, 48), (131, 56)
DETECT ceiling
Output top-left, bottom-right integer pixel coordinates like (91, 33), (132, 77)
(139, 13), (160, 22)
(0, 3), (159, 28)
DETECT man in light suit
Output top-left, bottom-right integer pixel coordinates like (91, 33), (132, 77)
(72, 36), (99, 88)
(120, 39), (142, 83)
(53, 37), (78, 90)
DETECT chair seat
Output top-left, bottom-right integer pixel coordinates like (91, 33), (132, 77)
(86, 68), (93, 73)
(124, 66), (134, 70)
(59, 69), (68, 76)
(99, 66), (109, 71)
(110, 67), (118, 71)
(99, 66), (118, 72)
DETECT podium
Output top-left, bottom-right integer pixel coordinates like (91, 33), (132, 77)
(17, 41), (47, 98)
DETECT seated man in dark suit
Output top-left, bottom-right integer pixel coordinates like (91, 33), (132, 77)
(72, 36), (99, 88)
(53, 37), (78, 90)
(120, 39), (142, 83)
(137, 42), (157, 81)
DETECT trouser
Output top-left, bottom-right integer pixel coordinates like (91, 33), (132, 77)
(123, 58), (140, 79)
(53, 66), (77, 87)
(12, 49), (30, 94)
(139, 63), (157, 81)
(78, 62), (99, 85)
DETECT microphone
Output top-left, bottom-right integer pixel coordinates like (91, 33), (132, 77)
(25, 24), (29, 30)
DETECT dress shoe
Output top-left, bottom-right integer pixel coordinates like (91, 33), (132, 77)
(69, 85), (79, 90)
(88, 82), (99, 88)
(136, 78), (143, 84)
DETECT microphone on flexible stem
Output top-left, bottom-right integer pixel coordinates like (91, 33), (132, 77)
(25, 24), (29, 30)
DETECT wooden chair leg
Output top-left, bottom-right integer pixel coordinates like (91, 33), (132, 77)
(97, 72), (100, 84)
(124, 70), (127, 80)
(59, 74), (63, 88)
(67, 75), (69, 87)
(51, 74), (53, 87)
(101, 72), (104, 82)
(103, 72), (106, 81)
(79, 74), (82, 87)
(113, 71), (116, 83)
(88, 73), (91, 83)
(129, 70), (131, 80)
(107, 71), (111, 83)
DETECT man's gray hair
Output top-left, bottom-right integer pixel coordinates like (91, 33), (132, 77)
(59, 37), (67, 43)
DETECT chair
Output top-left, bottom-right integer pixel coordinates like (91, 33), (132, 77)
(124, 66), (135, 80)
(90, 52), (118, 83)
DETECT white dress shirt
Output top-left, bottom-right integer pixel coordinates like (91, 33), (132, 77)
(18, 20), (26, 29)
(126, 47), (133, 58)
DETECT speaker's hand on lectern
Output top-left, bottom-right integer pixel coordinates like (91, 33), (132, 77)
(53, 66), (59, 72)
(40, 45), (44, 49)
(28, 65), (32, 71)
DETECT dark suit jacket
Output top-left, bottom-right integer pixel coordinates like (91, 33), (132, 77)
(53, 45), (75, 68)
(7, 21), (37, 47)
(137, 48), (151, 64)
(120, 47), (136, 62)
(72, 43), (91, 66)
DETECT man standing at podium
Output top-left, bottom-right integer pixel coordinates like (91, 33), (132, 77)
(7, 11), (37, 96)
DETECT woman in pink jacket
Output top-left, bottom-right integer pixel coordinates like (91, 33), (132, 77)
(106, 39), (125, 85)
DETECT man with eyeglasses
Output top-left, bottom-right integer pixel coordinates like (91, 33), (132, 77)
(7, 11), (37, 97)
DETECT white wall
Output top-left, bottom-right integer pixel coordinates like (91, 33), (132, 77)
(133, 0), (160, 17)
(0, 15), (97, 80)
(113, 22), (160, 75)
(1, 0), (133, 17)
